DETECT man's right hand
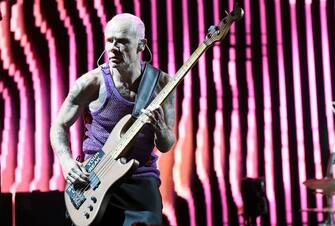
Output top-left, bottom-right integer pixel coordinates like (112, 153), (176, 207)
(63, 159), (90, 185)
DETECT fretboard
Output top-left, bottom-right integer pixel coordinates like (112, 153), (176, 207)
(111, 42), (209, 159)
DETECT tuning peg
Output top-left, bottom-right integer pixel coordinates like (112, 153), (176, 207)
(208, 25), (216, 33)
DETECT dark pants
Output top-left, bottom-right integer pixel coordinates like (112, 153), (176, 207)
(96, 176), (162, 226)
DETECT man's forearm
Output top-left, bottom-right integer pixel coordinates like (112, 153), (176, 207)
(50, 124), (73, 162)
(155, 128), (175, 152)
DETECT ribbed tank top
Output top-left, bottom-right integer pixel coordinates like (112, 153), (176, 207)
(82, 63), (160, 179)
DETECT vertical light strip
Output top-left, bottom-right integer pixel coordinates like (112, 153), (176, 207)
(0, 84), (15, 192)
(172, 0), (196, 225)
(212, 0), (228, 224)
(133, 0), (141, 17)
(305, 0), (323, 221)
(77, 0), (94, 70)
(114, 0), (123, 14)
(289, 0), (308, 223)
(275, 0), (292, 224)
(94, 0), (107, 28)
(166, 0), (176, 75)
(195, 0), (212, 226)
(244, 0), (258, 178)
(150, 0), (159, 67)
(320, 0), (334, 153)
(259, 0), (277, 224)
(12, 71), (30, 193)
(228, 0), (243, 216)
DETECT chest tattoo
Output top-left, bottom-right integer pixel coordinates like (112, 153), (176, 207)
(117, 84), (136, 101)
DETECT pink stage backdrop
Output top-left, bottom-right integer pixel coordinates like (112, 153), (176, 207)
(0, 0), (334, 225)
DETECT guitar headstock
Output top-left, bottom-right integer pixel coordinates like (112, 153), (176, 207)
(204, 3), (244, 46)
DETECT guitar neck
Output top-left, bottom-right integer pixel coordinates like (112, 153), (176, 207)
(111, 42), (209, 159)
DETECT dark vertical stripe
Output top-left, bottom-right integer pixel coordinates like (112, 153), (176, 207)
(250, 0), (265, 178)
(327, 0), (335, 106)
(140, 0), (152, 63)
(121, 0), (134, 14)
(235, 1), (248, 179)
(157, 0), (168, 72)
(0, 92), (3, 151)
(103, 0), (116, 20)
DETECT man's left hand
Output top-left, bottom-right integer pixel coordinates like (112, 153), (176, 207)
(141, 105), (168, 132)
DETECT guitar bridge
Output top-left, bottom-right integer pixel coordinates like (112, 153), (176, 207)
(65, 185), (86, 210)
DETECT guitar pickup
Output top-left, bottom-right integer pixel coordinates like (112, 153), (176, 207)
(89, 172), (101, 190)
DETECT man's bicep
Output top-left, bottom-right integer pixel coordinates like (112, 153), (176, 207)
(56, 79), (90, 128)
(57, 96), (85, 128)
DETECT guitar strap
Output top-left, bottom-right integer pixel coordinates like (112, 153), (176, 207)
(132, 63), (161, 118)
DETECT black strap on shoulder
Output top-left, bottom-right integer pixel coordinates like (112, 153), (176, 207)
(132, 63), (161, 118)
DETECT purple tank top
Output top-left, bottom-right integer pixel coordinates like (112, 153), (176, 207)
(83, 63), (160, 179)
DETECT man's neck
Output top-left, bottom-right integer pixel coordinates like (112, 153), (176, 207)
(110, 61), (142, 87)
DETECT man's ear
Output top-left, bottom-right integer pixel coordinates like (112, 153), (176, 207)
(138, 39), (147, 52)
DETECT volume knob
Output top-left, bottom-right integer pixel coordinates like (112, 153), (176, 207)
(91, 196), (97, 203)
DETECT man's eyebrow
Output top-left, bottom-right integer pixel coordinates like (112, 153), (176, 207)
(116, 38), (130, 42)
(105, 37), (129, 42)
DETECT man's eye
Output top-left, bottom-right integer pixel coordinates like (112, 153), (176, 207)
(118, 39), (129, 44)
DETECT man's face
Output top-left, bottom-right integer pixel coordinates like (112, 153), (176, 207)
(105, 20), (140, 70)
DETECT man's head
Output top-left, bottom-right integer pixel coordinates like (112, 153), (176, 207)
(105, 13), (146, 70)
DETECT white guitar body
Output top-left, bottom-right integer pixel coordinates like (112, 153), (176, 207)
(65, 115), (139, 226)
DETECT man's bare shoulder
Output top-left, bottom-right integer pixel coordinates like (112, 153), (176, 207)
(69, 67), (102, 104)
(80, 67), (102, 84)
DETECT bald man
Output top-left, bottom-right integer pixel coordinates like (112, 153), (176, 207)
(50, 13), (175, 225)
